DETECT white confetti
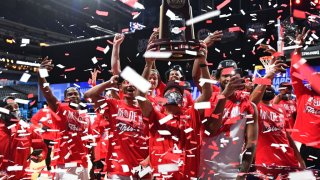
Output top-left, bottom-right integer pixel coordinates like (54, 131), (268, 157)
(186, 10), (221, 26)
(7, 166), (23, 171)
(166, 9), (176, 20)
(184, 127), (193, 133)
(0, 107), (10, 114)
(194, 102), (211, 110)
(122, 164), (130, 172)
(135, 96), (146, 101)
(20, 73), (31, 83)
(15, 98), (30, 105)
(120, 66), (151, 93)
(65, 162), (77, 168)
(143, 51), (172, 59)
(288, 170), (316, 180)
(56, 64), (65, 69)
(103, 46), (110, 54)
(185, 50), (197, 56)
(159, 114), (173, 125)
(158, 130), (171, 136)
(158, 163), (179, 173)
(91, 56), (98, 64)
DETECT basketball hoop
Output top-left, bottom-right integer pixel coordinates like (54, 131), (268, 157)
(259, 56), (274, 74)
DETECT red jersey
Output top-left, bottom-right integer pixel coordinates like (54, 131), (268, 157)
(255, 103), (299, 170)
(101, 98), (148, 177)
(278, 99), (297, 129)
(0, 120), (47, 179)
(290, 62), (320, 148)
(200, 91), (254, 179)
(147, 106), (201, 179)
(91, 114), (109, 162)
(212, 84), (220, 93)
(53, 102), (91, 167)
(31, 107), (59, 140)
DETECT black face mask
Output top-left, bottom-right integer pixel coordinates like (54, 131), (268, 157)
(262, 89), (276, 101)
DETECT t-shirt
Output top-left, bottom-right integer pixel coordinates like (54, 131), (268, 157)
(30, 107), (59, 140)
(53, 102), (91, 167)
(212, 84), (220, 93)
(278, 99), (297, 129)
(147, 106), (201, 179)
(0, 120), (47, 179)
(290, 62), (320, 148)
(200, 91), (254, 179)
(101, 98), (148, 177)
(91, 114), (109, 162)
(255, 103), (299, 170)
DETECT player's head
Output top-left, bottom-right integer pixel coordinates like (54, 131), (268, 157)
(262, 85), (276, 102)
(121, 80), (137, 99)
(163, 81), (184, 106)
(165, 65), (185, 82)
(0, 96), (20, 125)
(216, 60), (238, 89)
(64, 87), (81, 104)
(149, 69), (159, 90)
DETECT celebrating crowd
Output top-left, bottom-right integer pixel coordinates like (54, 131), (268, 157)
(0, 27), (319, 180)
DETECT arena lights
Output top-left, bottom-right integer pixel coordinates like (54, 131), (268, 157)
(295, 0), (301, 4)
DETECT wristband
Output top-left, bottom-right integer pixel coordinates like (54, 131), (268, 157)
(199, 64), (207, 68)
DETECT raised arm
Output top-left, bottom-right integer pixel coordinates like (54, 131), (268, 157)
(205, 76), (245, 133)
(137, 57), (154, 117)
(83, 75), (118, 109)
(111, 34), (125, 76)
(250, 59), (287, 105)
(237, 102), (258, 180)
(38, 57), (59, 112)
(291, 27), (312, 96)
(193, 31), (223, 91)
(195, 42), (212, 103)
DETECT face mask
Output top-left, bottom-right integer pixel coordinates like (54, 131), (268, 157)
(164, 91), (183, 106)
(262, 89), (276, 101)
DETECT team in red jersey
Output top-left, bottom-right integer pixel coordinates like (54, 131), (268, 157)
(289, 28), (320, 171)
(0, 97), (47, 179)
(273, 82), (297, 129)
(137, 42), (213, 179)
(84, 75), (149, 179)
(200, 60), (258, 180)
(39, 58), (93, 179)
(30, 106), (59, 171)
(3, 25), (320, 180)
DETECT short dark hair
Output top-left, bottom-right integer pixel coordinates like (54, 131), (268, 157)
(165, 65), (185, 82)
(64, 87), (81, 98)
(215, 60), (237, 79)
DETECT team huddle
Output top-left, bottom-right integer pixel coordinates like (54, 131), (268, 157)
(0, 27), (319, 180)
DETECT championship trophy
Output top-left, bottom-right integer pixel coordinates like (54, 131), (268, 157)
(149, 0), (203, 61)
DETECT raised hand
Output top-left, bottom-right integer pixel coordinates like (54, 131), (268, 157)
(295, 27), (310, 46)
(259, 44), (276, 55)
(198, 42), (208, 63)
(204, 30), (223, 47)
(40, 56), (54, 72)
(265, 60), (288, 78)
(222, 76), (245, 98)
(113, 33), (125, 45)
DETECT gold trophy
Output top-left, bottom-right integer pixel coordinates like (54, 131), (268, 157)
(149, 0), (203, 61)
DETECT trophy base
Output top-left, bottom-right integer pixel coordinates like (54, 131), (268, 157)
(149, 39), (203, 61)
